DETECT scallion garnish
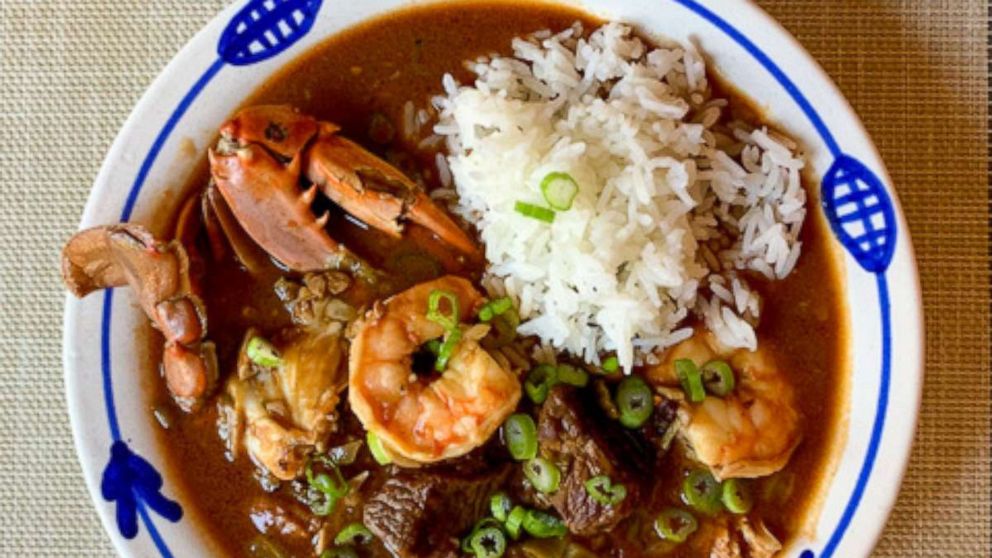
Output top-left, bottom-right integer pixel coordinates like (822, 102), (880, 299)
(654, 507), (698, 543)
(246, 336), (282, 368)
(701, 360), (735, 396)
(521, 510), (567, 538)
(320, 547), (359, 558)
(333, 522), (374, 546)
(366, 431), (392, 465)
(426, 289), (462, 371)
(468, 524), (507, 558)
(540, 171), (579, 210)
(505, 506), (526, 539)
(503, 413), (538, 461)
(305, 456), (349, 516)
(524, 364), (558, 404)
(556, 364), (589, 387)
(601, 355), (620, 374)
(514, 201), (556, 223)
(523, 457), (561, 494)
(584, 475), (627, 506)
(479, 297), (514, 322)
(675, 359), (706, 403)
(434, 328), (462, 371)
(615, 375), (654, 428)
(426, 289), (459, 330)
(721, 478), (753, 514)
(681, 469), (722, 516)
(490, 492), (512, 522)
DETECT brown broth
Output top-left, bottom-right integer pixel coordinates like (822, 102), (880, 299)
(149, 1), (849, 556)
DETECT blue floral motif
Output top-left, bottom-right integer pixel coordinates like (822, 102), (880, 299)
(821, 154), (897, 274)
(101, 441), (183, 539)
(218, 0), (324, 65)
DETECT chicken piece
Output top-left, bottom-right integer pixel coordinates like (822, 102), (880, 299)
(221, 322), (347, 480)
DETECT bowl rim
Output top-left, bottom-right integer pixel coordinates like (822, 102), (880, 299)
(62, 1), (924, 557)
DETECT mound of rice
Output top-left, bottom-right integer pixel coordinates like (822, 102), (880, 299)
(431, 22), (806, 371)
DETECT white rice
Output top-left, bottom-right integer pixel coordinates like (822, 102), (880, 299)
(432, 22), (806, 371)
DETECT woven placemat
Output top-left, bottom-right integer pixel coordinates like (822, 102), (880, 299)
(0, 1), (987, 556)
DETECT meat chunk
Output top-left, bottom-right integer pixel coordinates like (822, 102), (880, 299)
(538, 386), (650, 536)
(363, 464), (510, 558)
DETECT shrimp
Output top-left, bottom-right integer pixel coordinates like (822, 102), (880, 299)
(647, 332), (801, 479)
(348, 275), (521, 464)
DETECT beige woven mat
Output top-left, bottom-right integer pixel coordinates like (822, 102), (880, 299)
(1, 1), (988, 556)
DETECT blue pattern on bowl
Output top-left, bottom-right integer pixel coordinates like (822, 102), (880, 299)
(96, 1), (899, 556)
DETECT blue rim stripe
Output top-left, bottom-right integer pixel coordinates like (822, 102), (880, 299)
(101, 57), (227, 556)
(100, 289), (120, 441)
(120, 59), (226, 221)
(672, 0), (842, 157)
(137, 501), (174, 558)
(818, 275), (891, 556)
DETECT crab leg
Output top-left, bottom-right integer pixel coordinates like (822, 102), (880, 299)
(61, 224), (216, 411)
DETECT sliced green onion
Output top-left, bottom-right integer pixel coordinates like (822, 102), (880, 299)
(246, 336), (283, 368)
(305, 457), (349, 516)
(701, 360), (735, 396)
(479, 297), (514, 322)
(524, 457), (561, 494)
(479, 306), (495, 322)
(601, 355), (620, 374)
(490, 492), (512, 522)
(615, 376), (654, 428)
(334, 523), (374, 546)
(681, 469), (722, 516)
(319, 547), (358, 558)
(522, 510), (567, 538)
(434, 328), (462, 371)
(525, 364), (558, 404)
(514, 201), (556, 223)
(462, 518), (504, 554)
(427, 289), (460, 330)
(490, 297), (513, 316)
(540, 172), (579, 211)
(504, 413), (538, 461)
(484, 308), (519, 349)
(366, 431), (392, 465)
(721, 478), (753, 514)
(584, 475), (627, 506)
(556, 364), (589, 387)
(424, 338), (442, 355)
(469, 525), (508, 558)
(653, 508), (698, 543)
(505, 506), (526, 540)
(675, 359), (706, 403)
(307, 464), (348, 498)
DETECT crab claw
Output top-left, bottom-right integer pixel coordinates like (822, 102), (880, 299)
(218, 104), (324, 160)
(209, 145), (354, 273)
(211, 105), (479, 276)
(306, 130), (480, 260)
(61, 224), (216, 411)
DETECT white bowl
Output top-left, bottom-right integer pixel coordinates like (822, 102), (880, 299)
(63, 0), (923, 556)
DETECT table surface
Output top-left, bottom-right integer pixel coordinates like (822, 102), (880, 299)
(1, 1), (988, 556)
